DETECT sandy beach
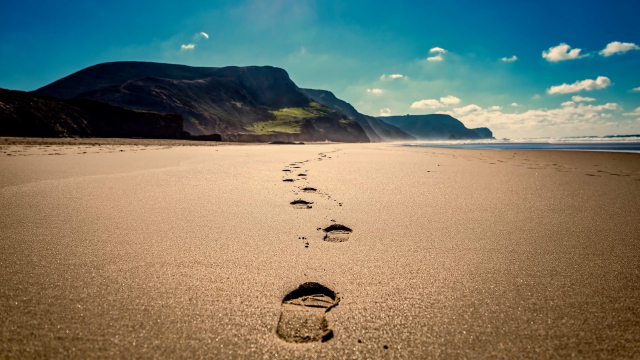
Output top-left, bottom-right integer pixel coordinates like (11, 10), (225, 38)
(1, 141), (639, 358)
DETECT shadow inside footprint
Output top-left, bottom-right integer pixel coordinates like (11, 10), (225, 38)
(298, 173), (307, 177)
(302, 187), (317, 193)
(290, 199), (313, 209)
(283, 179), (294, 182)
(323, 224), (352, 242)
(277, 282), (340, 343)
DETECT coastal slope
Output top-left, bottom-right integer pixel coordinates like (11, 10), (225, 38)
(0, 88), (183, 139)
(33, 62), (370, 142)
(380, 114), (493, 140)
(302, 89), (415, 142)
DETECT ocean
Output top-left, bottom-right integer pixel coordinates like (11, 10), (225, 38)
(404, 135), (640, 153)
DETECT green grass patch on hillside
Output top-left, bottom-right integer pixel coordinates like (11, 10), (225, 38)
(248, 103), (334, 135)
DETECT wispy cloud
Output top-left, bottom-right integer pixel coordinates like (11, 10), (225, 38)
(196, 32), (209, 39)
(630, 87), (640, 93)
(623, 107), (640, 116)
(542, 43), (588, 62)
(572, 95), (596, 102)
(547, 76), (611, 94)
(367, 88), (383, 94)
(381, 74), (404, 80)
(426, 47), (447, 61)
(451, 104), (482, 114)
(599, 41), (639, 57)
(410, 95), (460, 109)
(379, 108), (391, 116)
(180, 44), (195, 50)
(500, 55), (517, 62)
(511, 103), (519, 107)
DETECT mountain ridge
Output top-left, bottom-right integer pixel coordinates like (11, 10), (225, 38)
(378, 114), (493, 140)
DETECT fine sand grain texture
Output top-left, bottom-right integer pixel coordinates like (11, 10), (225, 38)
(1, 142), (639, 358)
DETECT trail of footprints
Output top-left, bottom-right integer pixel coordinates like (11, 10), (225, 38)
(277, 149), (354, 344)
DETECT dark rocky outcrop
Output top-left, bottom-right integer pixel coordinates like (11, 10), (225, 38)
(0, 88), (183, 139)
(377, 114), (494, 140)
(33, 61), (369, 143)
(302, 88), (415, 142)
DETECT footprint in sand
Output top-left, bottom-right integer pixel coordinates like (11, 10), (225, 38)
(283, 179), (295, 182)
(276, 282), (340, 343)
(298, 173), (307, 177)
(301, 187), (317, 193)
(290, 199), (313, 209)
(322, 224), (352, 242)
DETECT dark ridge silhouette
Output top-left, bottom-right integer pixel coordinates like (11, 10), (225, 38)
(303, 88), (415, 142)
(33, 61), (371, 143)
(0, 88), (183, 139)
(378, 114), (494, 140)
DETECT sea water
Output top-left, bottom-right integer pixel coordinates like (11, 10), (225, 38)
(404, 135), (640, 153)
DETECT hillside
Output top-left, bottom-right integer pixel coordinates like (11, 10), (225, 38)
(378, 114), (493, 140)
(0, 88), (183, 139)
(302, 89), (415, 142)
(34, 62), (369, 142)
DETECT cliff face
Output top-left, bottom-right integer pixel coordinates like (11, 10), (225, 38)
(377, 114), (494, 140)
(0, 88), (183, 139)
(33, 62), (370, 143)
(302, 89), (415, 142)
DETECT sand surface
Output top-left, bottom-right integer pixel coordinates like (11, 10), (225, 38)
(1, 142), (639, 358)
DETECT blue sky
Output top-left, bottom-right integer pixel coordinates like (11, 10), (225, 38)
(1, 0), (640, 138)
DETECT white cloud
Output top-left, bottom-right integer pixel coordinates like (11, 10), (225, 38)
(451, 104), (482, 114)
(511, 103), (519, 107)
(379, 108), (391, 116)
(500, 55), (518, 62)
(367, 88), (383, 94)
(440, 95), (461, 105)
(426, 47), (446, 61)
(631, 87), (640, 93)
(599, 41), (640, 57)
(380, 74), (404, 80)
(410, 96), (460, 109)
(411, 99), (444, 109)
(623, 107), (640, 116)
(489, 106), (502, 110)
(532, 94), (541, 99)
(196, 32), (209, 39)
(572, 95), (596, 102)
(439, 103), (621, 138)
(547, 76), (611, 94)
(542, 43), (588, 62)
(561, 101), (576, 107)
(181, 44), (195, 50)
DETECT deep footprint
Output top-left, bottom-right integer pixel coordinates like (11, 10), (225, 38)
(290, 199), (313, 209)
(323, 224), (352, 242)
(276, 282), (340, 343)
(283, 179), (294, 182)
(302, 187), (317, 193)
